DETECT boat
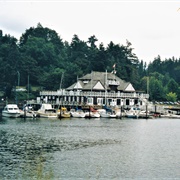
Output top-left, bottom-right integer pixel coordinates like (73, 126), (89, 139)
(98, 109), (116, 118)
(100, 111), (116, 118)
(125, 106), (141, 118)
(114, 107), (123, 118)
(2, 104), (21, 118)
(37, 103), (58, 118)
(70, 109), (85, 118)
(20, 109), (37, 118)
(84, 111), (100, 118)
(138, 110), (152, 119)
(19, 104), (37, 118)
(84, 107), (100, 118)
(161, 113), (180, 119)
(58, 107), (71, 118)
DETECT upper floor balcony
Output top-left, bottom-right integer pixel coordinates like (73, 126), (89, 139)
(40, 90), (149, 99)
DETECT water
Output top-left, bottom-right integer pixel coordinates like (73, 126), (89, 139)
(0, 116), (180, 179)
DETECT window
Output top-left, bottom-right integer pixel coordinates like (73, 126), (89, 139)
(97, 98), (103, 105)
(87, 97), (93, 105)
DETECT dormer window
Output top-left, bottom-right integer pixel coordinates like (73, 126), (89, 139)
(83, 80), (89, 84)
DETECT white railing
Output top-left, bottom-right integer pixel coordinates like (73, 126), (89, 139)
(40, 90), (149, 99)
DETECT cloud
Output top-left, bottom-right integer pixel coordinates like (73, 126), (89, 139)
(0, 1), (180, 63)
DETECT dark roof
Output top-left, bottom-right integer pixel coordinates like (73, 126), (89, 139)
(66, 71), (134, 92)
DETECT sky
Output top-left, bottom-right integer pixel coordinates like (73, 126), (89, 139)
(0, 0), (180, 64)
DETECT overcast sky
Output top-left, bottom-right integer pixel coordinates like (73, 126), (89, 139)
(0, 0), (180, 64)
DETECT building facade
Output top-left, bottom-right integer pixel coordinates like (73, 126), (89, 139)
(39, 71), (149, 108)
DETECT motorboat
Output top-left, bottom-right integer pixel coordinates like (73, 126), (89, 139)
(125, 106), (141, 118)
(37, 103), (58, 118)
(20, 109), (37, 118)
(138, 110), (151, 119)
(70, 109), (85, 118)
(58, 107), (71, 118)
(19, 104), (37, 118)
(2, 104), (21, 118)
(161, 113), (180, 119)
(100, 111), (116, 118)
(98, 109), (116, 118)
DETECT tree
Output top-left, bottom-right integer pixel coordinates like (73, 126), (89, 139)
(166, 92), (177, 102)
(149, 76), (165, 101)
(166, 79), (179, 94)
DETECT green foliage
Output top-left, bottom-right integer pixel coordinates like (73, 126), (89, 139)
(166, 92), (177, 102)
(149, 76), (165, 101)
(166, 79), (179, 94)
(0, 23), (180, 102)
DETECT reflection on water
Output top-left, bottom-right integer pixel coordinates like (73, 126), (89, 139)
(0, 116), (180, 179)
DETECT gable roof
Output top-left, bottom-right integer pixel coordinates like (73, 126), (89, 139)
(66, 71), (135, 92)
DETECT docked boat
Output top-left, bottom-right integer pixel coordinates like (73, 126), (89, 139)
(37, 103), (58, 118)
(2, 104), (21, 118)
(70, 109), (85, 118)
(138, 110), (151, 119)
(58, 107), (71, 118)
(84, 107), (100, 118)
(98, 109), (116, 118)
(19, 104), (37, 118)
(84, 111), (100, 118)
(125, 106), (141, 118)
(20, 109), (37, 118)
(161, 113), (180, 119)
(100, 112), (116, 118)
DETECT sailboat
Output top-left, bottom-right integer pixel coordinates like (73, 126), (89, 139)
(84, 106), (100, 118)
(20, 75), (37, 118)
(99, 70), (119, 118)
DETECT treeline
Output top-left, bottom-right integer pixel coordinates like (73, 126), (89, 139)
(0, 23), (180, 102)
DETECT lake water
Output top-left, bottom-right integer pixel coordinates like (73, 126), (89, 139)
(0, 116), (180, 179)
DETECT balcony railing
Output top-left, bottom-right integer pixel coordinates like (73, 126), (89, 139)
(40, 90), (149, 99)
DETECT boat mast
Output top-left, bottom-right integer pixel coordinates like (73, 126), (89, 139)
(105, 70), (107, 105)
(27, 74), (29, 101)
(59, 72), (64, 90)
(59, 72), (64, 107)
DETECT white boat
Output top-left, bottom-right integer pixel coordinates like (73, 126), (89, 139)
(113, 107), (123, 118)
(100, 112), (116, 118)
(125, 106), (141, 118)
(2, 104), (21, 118)
(161, 113), (180, 119)
(70, 109), (85, 118)
(37, 103), (58, 118)
(19, 104), (37, 118)
(138, 110), (151, 119)
(20, 109), (37, 118)
(98, 109), (116, 118)
(84, 107), (100, 118)
(84, 111), (100, 118)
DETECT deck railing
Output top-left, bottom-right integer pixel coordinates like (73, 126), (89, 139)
(40, 90), (149, 99)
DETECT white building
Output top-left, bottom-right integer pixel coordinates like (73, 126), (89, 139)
(40, 71), (149, 108)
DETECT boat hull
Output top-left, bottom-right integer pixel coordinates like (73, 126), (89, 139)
(100, 112), (116, 118)
(84, 112), (100, 118)
(2, 104), (21, 118)
(2, 111), (20, 118)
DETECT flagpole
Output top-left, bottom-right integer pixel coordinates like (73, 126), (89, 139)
(113, 64), (116, 80)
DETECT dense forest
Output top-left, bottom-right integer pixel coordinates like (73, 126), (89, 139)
(0, 23), (180, 102)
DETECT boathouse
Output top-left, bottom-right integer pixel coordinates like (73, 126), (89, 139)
(39, 71), (149, 108)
